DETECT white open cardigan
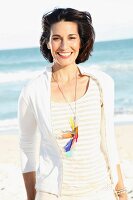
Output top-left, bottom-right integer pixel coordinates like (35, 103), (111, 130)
(18, 65), (120, 197)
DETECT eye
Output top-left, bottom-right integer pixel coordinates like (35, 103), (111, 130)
(52, 37), (60, 41)
(69, 37), (76, 40)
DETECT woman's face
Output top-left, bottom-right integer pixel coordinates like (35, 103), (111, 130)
(47, 21), (81, 67)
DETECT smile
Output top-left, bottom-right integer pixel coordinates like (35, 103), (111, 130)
(57, 52), (72, 58)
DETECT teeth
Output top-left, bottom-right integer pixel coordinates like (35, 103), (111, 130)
(58, 52), (71, 57)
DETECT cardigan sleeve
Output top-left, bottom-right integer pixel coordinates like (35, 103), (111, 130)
(18, 88), (37, 173)
(105, 77), (120, 164)
(100, 74), (120, 185)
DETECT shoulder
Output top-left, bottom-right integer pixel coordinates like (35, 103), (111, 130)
(79, 65), (114, 86)
(23, 65), (51, 88)
(22, 73), (43, 94)
(20, 65), (51, 101)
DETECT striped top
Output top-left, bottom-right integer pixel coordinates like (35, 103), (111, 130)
(51, 77), (113, 197)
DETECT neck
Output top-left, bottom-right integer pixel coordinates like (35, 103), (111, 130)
(52, 64), (80, 83)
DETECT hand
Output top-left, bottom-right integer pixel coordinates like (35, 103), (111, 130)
(119, 197), (128, 200)
(118, 193), (128, 200)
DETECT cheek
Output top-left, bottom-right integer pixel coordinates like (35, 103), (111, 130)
(72, 41), (80, 50)
(51, 42), (60, 52)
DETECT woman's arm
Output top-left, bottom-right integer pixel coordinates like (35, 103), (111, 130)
(100, 75), (128, 200)
(115, 164), (128, 200)
(23, 172), (36, 200)
(18, 92), (37, 200)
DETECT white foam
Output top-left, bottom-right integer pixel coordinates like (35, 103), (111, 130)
(0, 114), (133, 134)
(1, 62), (133, 84)
(83, 63), (133, 71)
(0, 119), (18, 133)
(114, 114), (133, 124)
(0, 70), (43, 83)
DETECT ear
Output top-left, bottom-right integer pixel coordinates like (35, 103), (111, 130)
(47, 43), (50, 49)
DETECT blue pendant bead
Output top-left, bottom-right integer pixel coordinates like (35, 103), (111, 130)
(64, 139), (73, 152)
(65, 151), (72, 157)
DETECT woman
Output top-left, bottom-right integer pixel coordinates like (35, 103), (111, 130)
(18, 8), (128, 200)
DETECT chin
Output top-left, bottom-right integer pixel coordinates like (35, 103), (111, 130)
(54, 58), (77, 67)
(56, 62), (76, 68)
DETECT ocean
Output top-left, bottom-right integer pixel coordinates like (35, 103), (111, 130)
(0, 38), (133, 133)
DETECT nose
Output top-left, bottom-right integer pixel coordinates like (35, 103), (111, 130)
(60, 39), (68, 50)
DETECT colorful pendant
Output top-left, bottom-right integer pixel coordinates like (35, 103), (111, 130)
(64, 138), (73, 152)
(63, 116), (78, 157)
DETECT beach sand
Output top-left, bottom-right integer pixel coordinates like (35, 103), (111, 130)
(0, 124), (133, 200)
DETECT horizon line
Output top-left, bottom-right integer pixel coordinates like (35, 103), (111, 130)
(0, 37), (133, 51)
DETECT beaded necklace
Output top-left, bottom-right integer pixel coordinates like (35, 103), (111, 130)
(52, 68), (78, 157)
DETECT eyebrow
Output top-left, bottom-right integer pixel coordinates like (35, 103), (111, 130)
(52, 34), (78, 37)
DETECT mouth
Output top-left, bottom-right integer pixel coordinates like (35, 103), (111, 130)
(57, 52), (72, 58)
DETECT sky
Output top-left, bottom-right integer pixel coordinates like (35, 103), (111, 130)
(0, 0), (133, 50)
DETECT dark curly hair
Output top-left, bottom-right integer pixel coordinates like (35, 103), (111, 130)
(40, 8), (95, 64)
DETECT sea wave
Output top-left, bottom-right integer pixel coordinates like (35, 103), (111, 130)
(0, 114), (133, 134)
(0, 70), (43, 83)
(0, 61), (44, 69)
(0, 119), (18, 134)
(114, 114), (133, 125)
(84, 62), (133, 71)
(0, 62), (133, 84)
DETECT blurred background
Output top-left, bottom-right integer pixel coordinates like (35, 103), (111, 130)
(0, 0), (133, 133)
(0, 1), (133, 199)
